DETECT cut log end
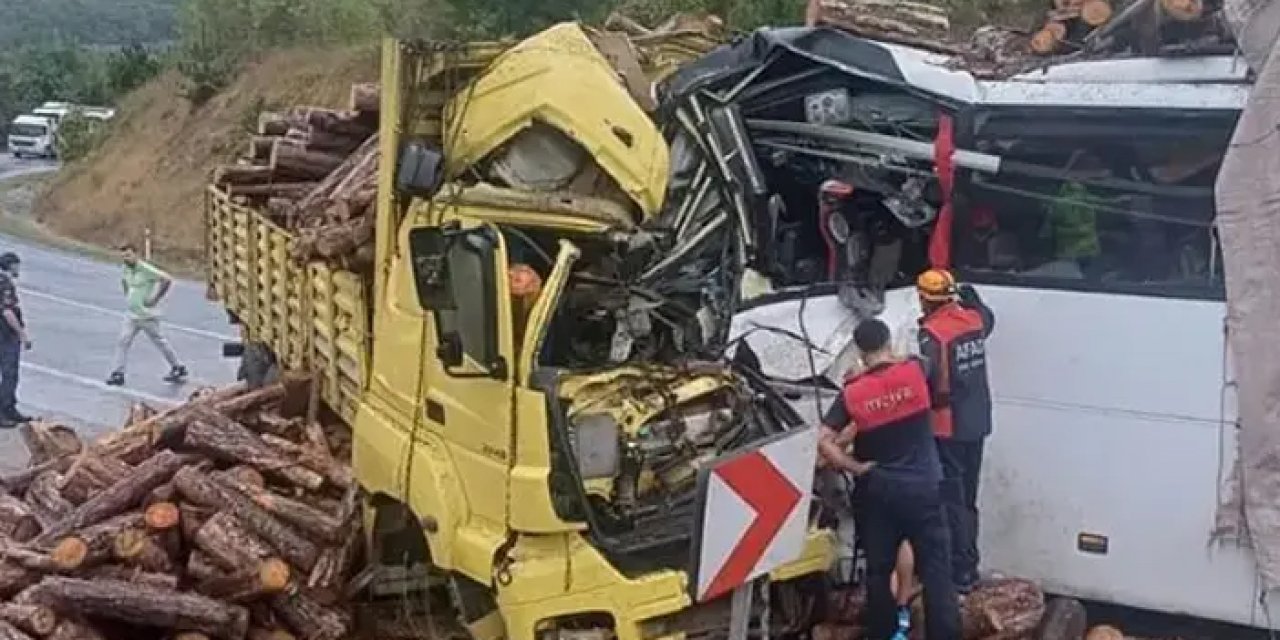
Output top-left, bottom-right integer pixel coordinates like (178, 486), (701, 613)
(51, 537), (88, 571)
(1031, 27), (1061, 55)
(1159, 0), (1202, 21)
(259, 559), (291, 594)
(146, 502), (181, 531)
(1081, 0), (1113, 26)
(248, 630), (296, 640)
(0, 604), (57, 636)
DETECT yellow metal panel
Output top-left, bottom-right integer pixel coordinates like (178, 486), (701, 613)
(443, 23), (669, 218)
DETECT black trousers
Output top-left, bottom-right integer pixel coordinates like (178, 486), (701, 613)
(858, 472), (961, 640)
(937, 438), (985, 587)
(0, 338), (20, 416)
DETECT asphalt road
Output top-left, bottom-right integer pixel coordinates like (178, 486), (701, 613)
(0, 156), (238, 470)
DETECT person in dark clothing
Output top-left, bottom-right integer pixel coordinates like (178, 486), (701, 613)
(819, 318), (961, 640)
(915, 268), (996, 593)
(0, 252), (31, 427)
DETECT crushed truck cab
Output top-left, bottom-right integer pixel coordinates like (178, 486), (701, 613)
(208, 23), (834, 640)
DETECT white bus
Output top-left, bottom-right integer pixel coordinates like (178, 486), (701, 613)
(693, 34), (1265, 629)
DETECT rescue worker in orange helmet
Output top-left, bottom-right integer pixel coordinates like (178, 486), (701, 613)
(915, 268), (995, 594)
(819, 318), (961, 640)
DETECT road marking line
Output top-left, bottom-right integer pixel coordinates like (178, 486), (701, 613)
(20, 360), (181, 408)
(17, 288), (237, 342)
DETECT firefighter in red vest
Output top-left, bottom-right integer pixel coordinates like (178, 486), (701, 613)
(819, 318), (961, 640)
(916, 268), (996, 593)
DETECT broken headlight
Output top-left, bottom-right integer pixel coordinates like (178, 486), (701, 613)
(570, 413), (621, 480)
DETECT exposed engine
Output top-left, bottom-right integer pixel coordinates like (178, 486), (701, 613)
(553, 366), (802, 562)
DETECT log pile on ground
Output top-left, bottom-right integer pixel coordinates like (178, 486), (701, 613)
(211, 83), (380, 267)
(815, 578), (1047, 640)
(0, 378), (363, 640)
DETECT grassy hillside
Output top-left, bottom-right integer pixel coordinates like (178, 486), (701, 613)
(33, 47), (378, 270)
(0, 0), (180, 46)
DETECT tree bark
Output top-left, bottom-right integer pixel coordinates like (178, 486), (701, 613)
(194, 559), (291, 603)
(112, 529), (174, 574)
(20, 424), (83, 467)
(221, 467), (265, 490)
(213, 165), (277, 188)
(0, 604), (56, 637)
(218, 477), (342, 544)
(49, 512), (144, 571)
(0, 542), (59, 573)
(82, 565), (179, 591)
(350, 83), (379, 113)
(183, 415), (322, 491)
(24, 472), (71, 531)
(192, 511), (275, 572)
(257, 436), (351, 491)
(0, 621), (34, 640)
(47, 620), (106, 640)
(1, 458), (73, 497)
(0, 493), (41, 542)
(259, 113), (290, 137)
(295, 135), (379, 213)
(186, 552), (223, 584)
(34, 452), (196, 546)
(58, 455), (132, 505)
(297, 129), (364, 156)
(307, 519), (360, 603)
(271, 588), (349, 640)
(244, 414), (297, 440)
(0, 563), (36, 599)
(178, 503), (214, 543)
(270, 144), (346, 182)
(22, 577), (250, 640)
(226, 183), (318, 200)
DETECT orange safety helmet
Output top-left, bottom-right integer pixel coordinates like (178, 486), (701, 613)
(916, 268), (957, 303)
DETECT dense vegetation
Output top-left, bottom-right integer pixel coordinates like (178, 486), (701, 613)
(0, 0), (179, 47)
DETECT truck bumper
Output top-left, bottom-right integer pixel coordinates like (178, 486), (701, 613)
(496, 528), (837, 640)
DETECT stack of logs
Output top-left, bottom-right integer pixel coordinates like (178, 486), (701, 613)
(0, 378), (362, 640)
(806, 0), (1233, 72)
(814, 578), (1048, 640)
(1030, 0), (1229, 57)
(212, 82), (381, 268)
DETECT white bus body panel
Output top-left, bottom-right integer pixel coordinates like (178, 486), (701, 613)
(732, 285), (1265, 628)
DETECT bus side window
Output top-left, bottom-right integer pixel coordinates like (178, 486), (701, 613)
(955, 144), (1225, 297)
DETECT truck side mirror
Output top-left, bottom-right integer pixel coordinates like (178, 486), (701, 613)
(396, 141), (443, 198)
(407, 228), (456, 311)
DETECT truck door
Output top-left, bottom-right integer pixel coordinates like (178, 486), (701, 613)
(408, 222), (516, 546)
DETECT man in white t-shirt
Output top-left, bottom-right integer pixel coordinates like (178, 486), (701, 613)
(105, 244), (188, 386)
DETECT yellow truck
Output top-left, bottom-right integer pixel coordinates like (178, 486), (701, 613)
(206, 24), (836, 640)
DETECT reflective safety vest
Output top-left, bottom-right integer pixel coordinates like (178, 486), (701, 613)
(921, 302), (993, 441)
(841, 359), (935, 468)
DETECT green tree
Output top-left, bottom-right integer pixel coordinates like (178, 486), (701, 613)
(107, 43), (164, 96)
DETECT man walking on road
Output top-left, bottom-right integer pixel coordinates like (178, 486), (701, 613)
(916, 268), (996, 593)
(106, 244), (188, 386)
(0, 252), (31, 426)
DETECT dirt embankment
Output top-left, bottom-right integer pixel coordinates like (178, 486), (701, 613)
(34, 47), (378, 272)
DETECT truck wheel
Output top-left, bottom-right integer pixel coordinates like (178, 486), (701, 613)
(1036, 596), (1088, 640)
(237, 342), (280, 390)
